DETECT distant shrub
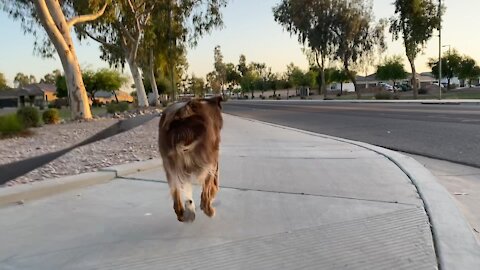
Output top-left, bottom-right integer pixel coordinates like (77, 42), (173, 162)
(418, 88), (428, 95)
(106, 103), (117, 114)
(161, 100), (170, 107)
(0, 114), (26, 137)
(374, 92), (392, 100)
(117, 102), (129, 112)
(42, 108), (60, 124)
(52, 98), (68, 109)
(17, 107), (40, 128)
(106, 102), (130, 113)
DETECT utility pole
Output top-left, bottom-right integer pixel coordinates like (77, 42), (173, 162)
(438, 0), (442, 100)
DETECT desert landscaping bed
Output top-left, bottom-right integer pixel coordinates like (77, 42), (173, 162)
(0, 111), (161, 186)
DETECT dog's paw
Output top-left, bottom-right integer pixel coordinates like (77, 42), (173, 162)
(202, 205), (216, 218)
(182, 200), (196, 223)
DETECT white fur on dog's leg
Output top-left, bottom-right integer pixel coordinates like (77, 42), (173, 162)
(182, 182), (196, 223)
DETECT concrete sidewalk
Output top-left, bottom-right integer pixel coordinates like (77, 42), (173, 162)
(0, 114), (478, 269)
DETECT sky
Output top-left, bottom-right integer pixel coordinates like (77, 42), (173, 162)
(0, 0), (479, 87)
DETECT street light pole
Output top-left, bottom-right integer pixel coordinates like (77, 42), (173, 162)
(438, 0), (442, 100)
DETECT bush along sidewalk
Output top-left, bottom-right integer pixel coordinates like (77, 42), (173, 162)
(106, 102), (130, 114)
(42, 108), (61, 125)
(17, 107), (40, 128)
(0, 107), (42, 138)
(0, 114), (25, 137)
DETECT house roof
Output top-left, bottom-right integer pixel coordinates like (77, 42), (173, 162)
(22, 83), (56, 94)
(94, 90), (132, 98)
(94, 90), (114, 98)
(0, 88), (30, 97)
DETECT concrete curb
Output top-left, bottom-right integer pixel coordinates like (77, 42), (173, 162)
(226, 114), (480, 270)
(100, 158), (162, 177)
(0, 159), (163, 208)
(0, 171), (116, 207)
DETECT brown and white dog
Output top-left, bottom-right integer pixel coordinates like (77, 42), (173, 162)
(158, 96), (223, 223)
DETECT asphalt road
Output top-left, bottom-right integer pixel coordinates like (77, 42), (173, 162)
(223, 100), (480, 168)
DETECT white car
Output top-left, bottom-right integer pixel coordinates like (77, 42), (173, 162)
(379, 82), (394, 91)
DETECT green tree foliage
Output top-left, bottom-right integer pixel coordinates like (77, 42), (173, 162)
(225, 63), (241, 87)
(0, 72), (9, 89)
(274, 0), (385, 99)
(334, 0), (386, 99)
(14, 73), (36, 87)
(56, 69), (127, 102)
(55, 75), (68, 98)
(189, 74), (206, 97)
(80, 0), (228, 103)
(239, 67), (259, 98)
(376, 56), (407, 88)
(237, 54), (248, 77)
(390, 0), (442, 99)
(214, 45), (227, 94)
(40, 69), (61, 84)
(273, 0), (339, 98)
(330, 69), (351, 95)
(1, 0), (109, 119)
(428, 49), (462, 89)
(205, 71), (220, 94)
(458, 57), (480, 87)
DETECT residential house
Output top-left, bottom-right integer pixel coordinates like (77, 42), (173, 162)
(0, 83), (57, 108)
(93, 90), (134, 104)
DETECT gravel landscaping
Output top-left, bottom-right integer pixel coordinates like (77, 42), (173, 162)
(0, 110), (161, 186)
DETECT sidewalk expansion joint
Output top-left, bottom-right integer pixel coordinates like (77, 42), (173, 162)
(118, 176), (418, 207)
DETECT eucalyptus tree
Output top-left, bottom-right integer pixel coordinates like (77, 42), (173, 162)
(80, 0), (228, 104)
(333, 0), (386, 99)
(1, 0), (108, 119)
(273, 0), (339, 99)
(376, 56), (407, 88)
(390, 0), (441, 99)
(0, 73), (8, 89)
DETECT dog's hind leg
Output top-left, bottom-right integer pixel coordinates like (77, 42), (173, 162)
(200, 162), (219, 217)
(166, 170), (192, 223)
(181, 181), (196, 223)
(171, 187), (185, 222)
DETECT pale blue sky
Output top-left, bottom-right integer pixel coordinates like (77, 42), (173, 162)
(0, 0), (478, 86)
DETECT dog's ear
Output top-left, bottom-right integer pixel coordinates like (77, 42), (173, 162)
(207, 96), (223, 109)
(161, 101), (193, 129)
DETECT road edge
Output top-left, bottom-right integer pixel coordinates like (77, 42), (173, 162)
(225, 113), (480, 270)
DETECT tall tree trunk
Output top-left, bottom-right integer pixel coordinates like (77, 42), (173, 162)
(34, 0), (92, 119)
(113, 91), (119, 103)
(408, 57), (418, 99)
(352, 78), (360, 99)
(149, 49), (160, 106)
(127, 57), (149, 107)
(316, 53), (327, 100)
(345, 65), (360, 99)
(321, 68), (327, 100)
(340, 82), (343, 96)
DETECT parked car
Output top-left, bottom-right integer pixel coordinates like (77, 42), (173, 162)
(379, 82), (394, 92)
(398, 83), (412, 92)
